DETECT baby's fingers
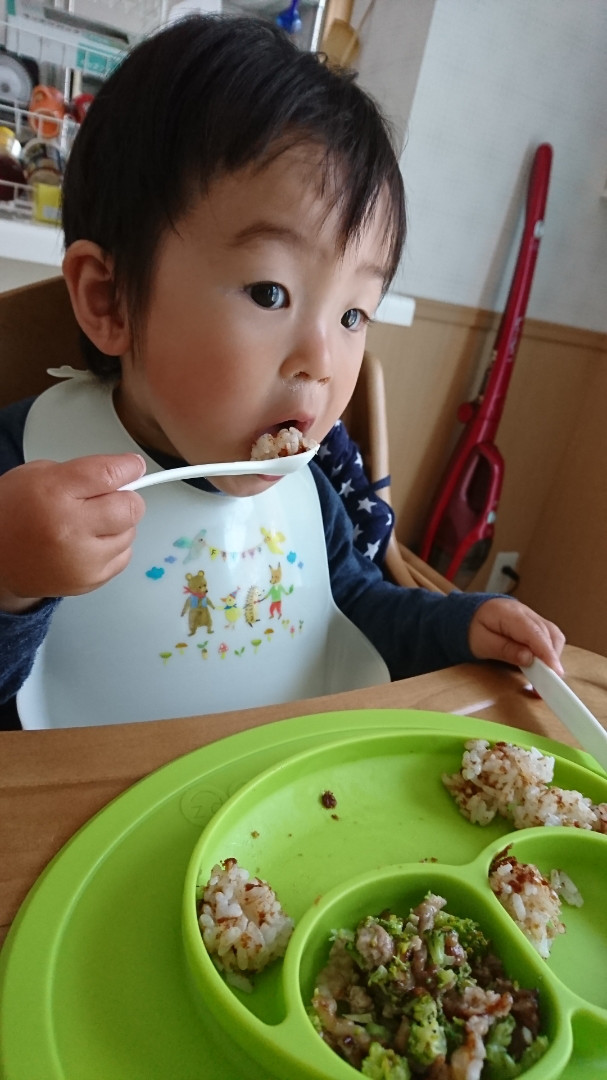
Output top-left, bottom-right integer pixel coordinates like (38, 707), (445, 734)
(470, 598), (565, 675)
(87, 487), (146, 537)
(504, 607), (565, 674)
(60, 453), (146, 498)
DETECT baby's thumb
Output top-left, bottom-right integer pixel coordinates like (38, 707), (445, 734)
(61, 453), (147, 497)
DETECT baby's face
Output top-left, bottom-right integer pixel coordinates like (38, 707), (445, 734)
(114, 146), (389, 495)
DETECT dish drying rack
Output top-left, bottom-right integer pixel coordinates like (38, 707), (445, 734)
(0, 102), (78, 223)
(0, 13), (128, 233)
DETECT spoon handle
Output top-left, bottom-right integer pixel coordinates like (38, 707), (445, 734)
(121, 447), (318, 490)
(122, 460), (274, 490)
(521, 658), (607, 773)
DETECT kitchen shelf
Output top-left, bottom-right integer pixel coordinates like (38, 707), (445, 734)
(0, 216), (62, 265)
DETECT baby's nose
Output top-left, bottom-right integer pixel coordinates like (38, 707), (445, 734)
(281, 329), (332, 384)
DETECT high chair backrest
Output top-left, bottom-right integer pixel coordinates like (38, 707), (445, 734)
(0, 277), (452, 592)
(0, 277), (82, 408)
(342, 351), (455, 594)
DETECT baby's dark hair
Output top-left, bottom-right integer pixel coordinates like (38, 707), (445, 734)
(62, 14), (406, 377)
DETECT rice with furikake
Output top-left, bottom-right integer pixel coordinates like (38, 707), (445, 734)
(250, 426), (317, 460)
(489, 847), (583, 960)
(443, 739), (607, 831)
(309, 892), (548, 1078)
(198, 858), (293, 987)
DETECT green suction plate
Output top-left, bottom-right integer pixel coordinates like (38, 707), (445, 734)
(184, 728), (607, 1080)
(1, 709), (606, 1079)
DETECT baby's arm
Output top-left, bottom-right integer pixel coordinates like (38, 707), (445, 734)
(0, 453), (146, 614)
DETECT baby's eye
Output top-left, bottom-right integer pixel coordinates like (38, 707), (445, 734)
(341, 308), (367, 331)
(245, 282), (288, 309)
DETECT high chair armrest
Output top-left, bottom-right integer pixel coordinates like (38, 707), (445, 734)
(383, 535), (457, 594)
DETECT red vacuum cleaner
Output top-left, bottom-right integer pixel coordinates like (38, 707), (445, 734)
(419, 142), (553, 588)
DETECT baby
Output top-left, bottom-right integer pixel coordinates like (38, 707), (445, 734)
(0, 15), (564, 729)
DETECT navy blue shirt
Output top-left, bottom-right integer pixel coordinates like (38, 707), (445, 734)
(0, 396), (492, 713)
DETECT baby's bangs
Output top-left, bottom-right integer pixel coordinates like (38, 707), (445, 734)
(316, 143), (406, 288)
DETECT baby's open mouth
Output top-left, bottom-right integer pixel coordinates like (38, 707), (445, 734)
(250, 423), (318, 462)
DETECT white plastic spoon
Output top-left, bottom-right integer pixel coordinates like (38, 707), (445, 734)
(121, 445), (319, 491)
(520, 657), (607, 773)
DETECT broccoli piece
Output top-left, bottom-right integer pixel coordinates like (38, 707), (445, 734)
(367, 963), (390, 987)
(441, 1014), (466, 1055)
(405, 993), (447, 1067)
(487, 1016), (516, 1051)
(434, 911), (489, 962)
(484, 1017), (519, 1079)
(484, 1017), (549, 1079)
(376, 912), (405, 938)
(361, 1041), (411, 1080)
(426, 929), (446, 967)
(435, 966), (457, 993)
(367, 955), (414, 1011)
(367, 1022), (392, 1040)
(452, 960), (473, 992)
(518, 1035), (549, 1071)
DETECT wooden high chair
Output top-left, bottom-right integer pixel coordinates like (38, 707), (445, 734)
(0, 276), (453, 594)
(0, 276), (81, 407)
(342, 351), (455, 594)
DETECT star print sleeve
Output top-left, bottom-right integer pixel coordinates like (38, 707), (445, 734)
(310, 463), (493, 679)
(0, 397), (62, 702)
(316, 421), (395, 565)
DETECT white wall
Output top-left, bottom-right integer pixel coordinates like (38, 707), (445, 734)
(350, 0), (435, 151)
(391, 0), (607, 333)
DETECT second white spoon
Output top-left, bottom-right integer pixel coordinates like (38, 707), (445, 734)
(521, 657), (607, 773)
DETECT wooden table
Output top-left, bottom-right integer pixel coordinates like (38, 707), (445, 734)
(2, 643), (607, 948)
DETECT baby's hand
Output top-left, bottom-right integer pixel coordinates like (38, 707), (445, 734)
(0, 454), (146, 613)
(468, 597), (565, 675)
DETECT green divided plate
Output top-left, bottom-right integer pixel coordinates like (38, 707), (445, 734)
(1, 709), (607, 1080)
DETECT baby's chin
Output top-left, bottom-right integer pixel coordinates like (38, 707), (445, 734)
(211, 474), (282, 498)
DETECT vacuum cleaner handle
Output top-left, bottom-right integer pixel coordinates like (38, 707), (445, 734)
(481, 143), (553, 425)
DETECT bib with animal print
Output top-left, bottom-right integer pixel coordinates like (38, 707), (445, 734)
(18, 372), (388, 728)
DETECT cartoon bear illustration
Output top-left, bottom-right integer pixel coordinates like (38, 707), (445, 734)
(181, 570), (215, 637)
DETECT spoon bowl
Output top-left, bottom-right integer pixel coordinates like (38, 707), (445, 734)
(121, 445), (319, 491)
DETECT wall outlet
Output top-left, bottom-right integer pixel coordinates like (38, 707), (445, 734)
(486, 551), (520, 594)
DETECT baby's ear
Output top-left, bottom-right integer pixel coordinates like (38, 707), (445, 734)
(62, 240), (130, 356)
